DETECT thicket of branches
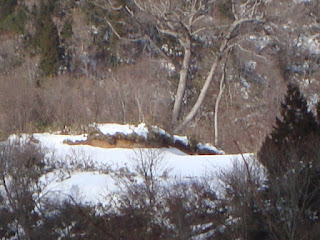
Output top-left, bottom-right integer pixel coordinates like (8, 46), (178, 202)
(1, 84), (320, 240)
(0, 144), (226, 239)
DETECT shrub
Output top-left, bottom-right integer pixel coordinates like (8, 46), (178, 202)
(0, 141), (47, 239)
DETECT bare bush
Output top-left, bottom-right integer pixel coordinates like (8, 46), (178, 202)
(100, 57), (173, 126)
(0, 141), (48, 239)
(220, 148), (320, 240)
(219, 157), (269, 240)
(106, 148), (229, 239)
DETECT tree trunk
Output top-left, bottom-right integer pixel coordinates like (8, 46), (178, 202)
(214, 69), (226, 146)
(172, 37), (192, 125)
(174, 54), (221, 133)
(173, 18), (244, 133)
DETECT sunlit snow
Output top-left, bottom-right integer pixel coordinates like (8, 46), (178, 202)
(7, 124), (253, 205)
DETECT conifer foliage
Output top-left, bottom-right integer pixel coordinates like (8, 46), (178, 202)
(271, 83), (318, 144)
(39, 17), (60, 76)
(36, 0), (61, 77)
(258, 83), (319, 176)
(251, 84), (320, 239)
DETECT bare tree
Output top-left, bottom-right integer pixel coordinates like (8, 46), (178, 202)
(92, 0), (215, 125)
(133, 0), (216, 125)
(214, 58), (228, 146)
(130, 148), (169, 205)
(174, 0), (265, 132)
(0, 141), (48, 239)
(92, 0), (266, 133)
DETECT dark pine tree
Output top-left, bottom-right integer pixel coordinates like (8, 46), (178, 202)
(39, 16), (60, 76)
(271, 83), (318, 144)
(34, 0), (61, 77)
(258, 83), (318, 176)
(258, 84), (320, 234)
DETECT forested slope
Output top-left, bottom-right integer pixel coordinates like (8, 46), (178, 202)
(1, 0), (320, 152)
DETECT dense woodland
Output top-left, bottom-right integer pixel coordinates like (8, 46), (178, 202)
(2, 0), (320, 239)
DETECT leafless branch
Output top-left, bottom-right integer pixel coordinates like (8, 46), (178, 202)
(93, 1), (121, 11)
(107, 0), (123, 10)
(105, 19), (122, 39)
(191, 25), (216, 36)
(234, 43), (268, 61)
(234, 140), (281, 239)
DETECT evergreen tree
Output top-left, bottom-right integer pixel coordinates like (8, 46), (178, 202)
(257, 84), (320, 235)
(34, 0), (50, 48)
(39, 16), (60, 76)
(271, 83), (317, 144)
(34, 0), (61, 77)
(0, 6), (27, 34)
(258, 83), (318, 176)
(32, 0), (61, 77)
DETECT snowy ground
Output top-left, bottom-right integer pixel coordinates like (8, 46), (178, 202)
(8, 123), (253, 206)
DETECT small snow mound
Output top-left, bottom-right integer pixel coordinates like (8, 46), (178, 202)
(9, 123), (224, 155)
(32, 133), (87, 149)
(173, 135), (189, 146)
(132, 123), (149, 139)
(197, 143), (225, 155)
(95, 123), (149, 139)
(150, 126), (171, 138)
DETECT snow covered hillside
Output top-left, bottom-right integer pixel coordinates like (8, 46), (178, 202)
(8, 123), (252, 206)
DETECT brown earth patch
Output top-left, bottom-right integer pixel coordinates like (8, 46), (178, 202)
(89, 139), (148, 148)
(65, 139), (164, 149)
(64, 136), (220, 155)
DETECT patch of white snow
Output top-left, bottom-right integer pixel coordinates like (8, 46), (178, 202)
(95, 123), (149, 139)
(173, 135), (189, 146)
